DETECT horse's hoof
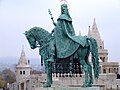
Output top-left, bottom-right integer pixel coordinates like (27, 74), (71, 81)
(43, 82), (51, 87)
(82, 83), (87, 87)
(82, 82), (91, 87)
(88, 84), (92, 87)
(87, 84), (92, 87)
(87, 82), (92, 87)
(82, 83), (92, 87)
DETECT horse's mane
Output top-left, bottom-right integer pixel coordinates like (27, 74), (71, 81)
(28, 27), (50, 40)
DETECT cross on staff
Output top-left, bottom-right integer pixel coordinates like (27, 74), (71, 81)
(48, 0), (69, 25)
(48, 9), (55, 25)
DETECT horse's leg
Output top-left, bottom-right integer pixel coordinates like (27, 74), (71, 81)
(87, 61), (93, 87)
(82, 41), (94, 87)
(47, 61), (52, 85)
(43, 61), (52, 87)
(77, 47), (89, 87)
(80, 59), (89, 87)
(85, 50), (93, 87)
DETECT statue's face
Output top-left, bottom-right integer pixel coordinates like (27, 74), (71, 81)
(61, 4), (68, 14)
(62, 8), (68, 14)
(25, 31), (36, 49)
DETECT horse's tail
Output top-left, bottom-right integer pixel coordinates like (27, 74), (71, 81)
(88, 37), (99, 79)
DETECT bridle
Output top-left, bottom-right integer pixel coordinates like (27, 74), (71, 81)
(38, 32), (54, 51)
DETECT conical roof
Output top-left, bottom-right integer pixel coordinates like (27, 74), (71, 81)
(90, 18), (102, 42)
(17, 46), (29, 67)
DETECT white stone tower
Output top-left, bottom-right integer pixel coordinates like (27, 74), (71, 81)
(88, 18), (108, 63)
(16, 46), (31, 82)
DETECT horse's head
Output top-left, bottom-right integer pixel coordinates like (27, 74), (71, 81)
(25, 27), (50, 49)
(25, 30), (37, 49)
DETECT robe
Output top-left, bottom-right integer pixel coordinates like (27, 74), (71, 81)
(54, 14), (86, 58)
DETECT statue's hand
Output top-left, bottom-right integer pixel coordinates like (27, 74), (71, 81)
(53, 22), (56, 26)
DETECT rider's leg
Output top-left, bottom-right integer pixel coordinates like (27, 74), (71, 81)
(47, 40), (55, 62)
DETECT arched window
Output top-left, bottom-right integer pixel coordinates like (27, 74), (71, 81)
(100, 46), (102, 49)
(100, 57), (102, 60)
(23, 71), (25, 75)
(100, 57), (103, 62)
(103, 69), (106, 73)
(109, 68), (110, 73)
(20, 71), (22, 75)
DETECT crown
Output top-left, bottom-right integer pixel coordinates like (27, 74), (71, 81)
(61, 3), (68, 9)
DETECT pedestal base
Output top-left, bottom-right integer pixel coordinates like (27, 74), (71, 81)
(35, 87), (100, 90)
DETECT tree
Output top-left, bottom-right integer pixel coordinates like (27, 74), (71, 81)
(2, 69), (16, 84)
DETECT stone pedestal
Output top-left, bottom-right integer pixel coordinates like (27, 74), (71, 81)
(35, 87), (100, 90)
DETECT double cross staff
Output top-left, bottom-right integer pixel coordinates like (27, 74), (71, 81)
(48, 9), (55, 26)
(48, 0), (68, 23)
(48, 0), (67, 25)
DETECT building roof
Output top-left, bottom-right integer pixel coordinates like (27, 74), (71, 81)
(88, 18), (102, 42)
(16, 46), (30, 68)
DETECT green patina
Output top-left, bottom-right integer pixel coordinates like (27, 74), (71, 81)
(25, 3), (99, 88)
(54, 4), (86, 58)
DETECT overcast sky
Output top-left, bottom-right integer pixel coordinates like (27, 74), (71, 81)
(0, 0), (120, 63)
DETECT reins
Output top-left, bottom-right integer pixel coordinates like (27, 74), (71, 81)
(37, 31), (54, 51)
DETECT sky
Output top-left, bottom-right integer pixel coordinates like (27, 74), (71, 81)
(0, 0), (120, 63)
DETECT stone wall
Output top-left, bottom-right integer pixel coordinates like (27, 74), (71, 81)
(52, 73), (120, 90)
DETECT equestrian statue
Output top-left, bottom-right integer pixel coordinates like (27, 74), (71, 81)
(25, 3), (99, 87)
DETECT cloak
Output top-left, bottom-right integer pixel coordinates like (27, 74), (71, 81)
(54, 14), (86, 58)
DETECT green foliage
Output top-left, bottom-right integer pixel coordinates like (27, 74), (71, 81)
(0, 80), (6, 88)
(0, 75), (6, 88)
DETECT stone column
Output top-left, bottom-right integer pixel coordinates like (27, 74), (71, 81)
(24, 82), (26, 90)
(18, 84), (21, 90)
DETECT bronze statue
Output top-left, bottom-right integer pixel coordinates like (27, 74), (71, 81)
(25, 3), (99, 87)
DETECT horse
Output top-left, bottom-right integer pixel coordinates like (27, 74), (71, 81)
(25, 27), (99, 87)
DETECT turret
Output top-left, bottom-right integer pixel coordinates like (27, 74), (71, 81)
(16, 46), (31, 82)
(88, 18), (108, 62)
